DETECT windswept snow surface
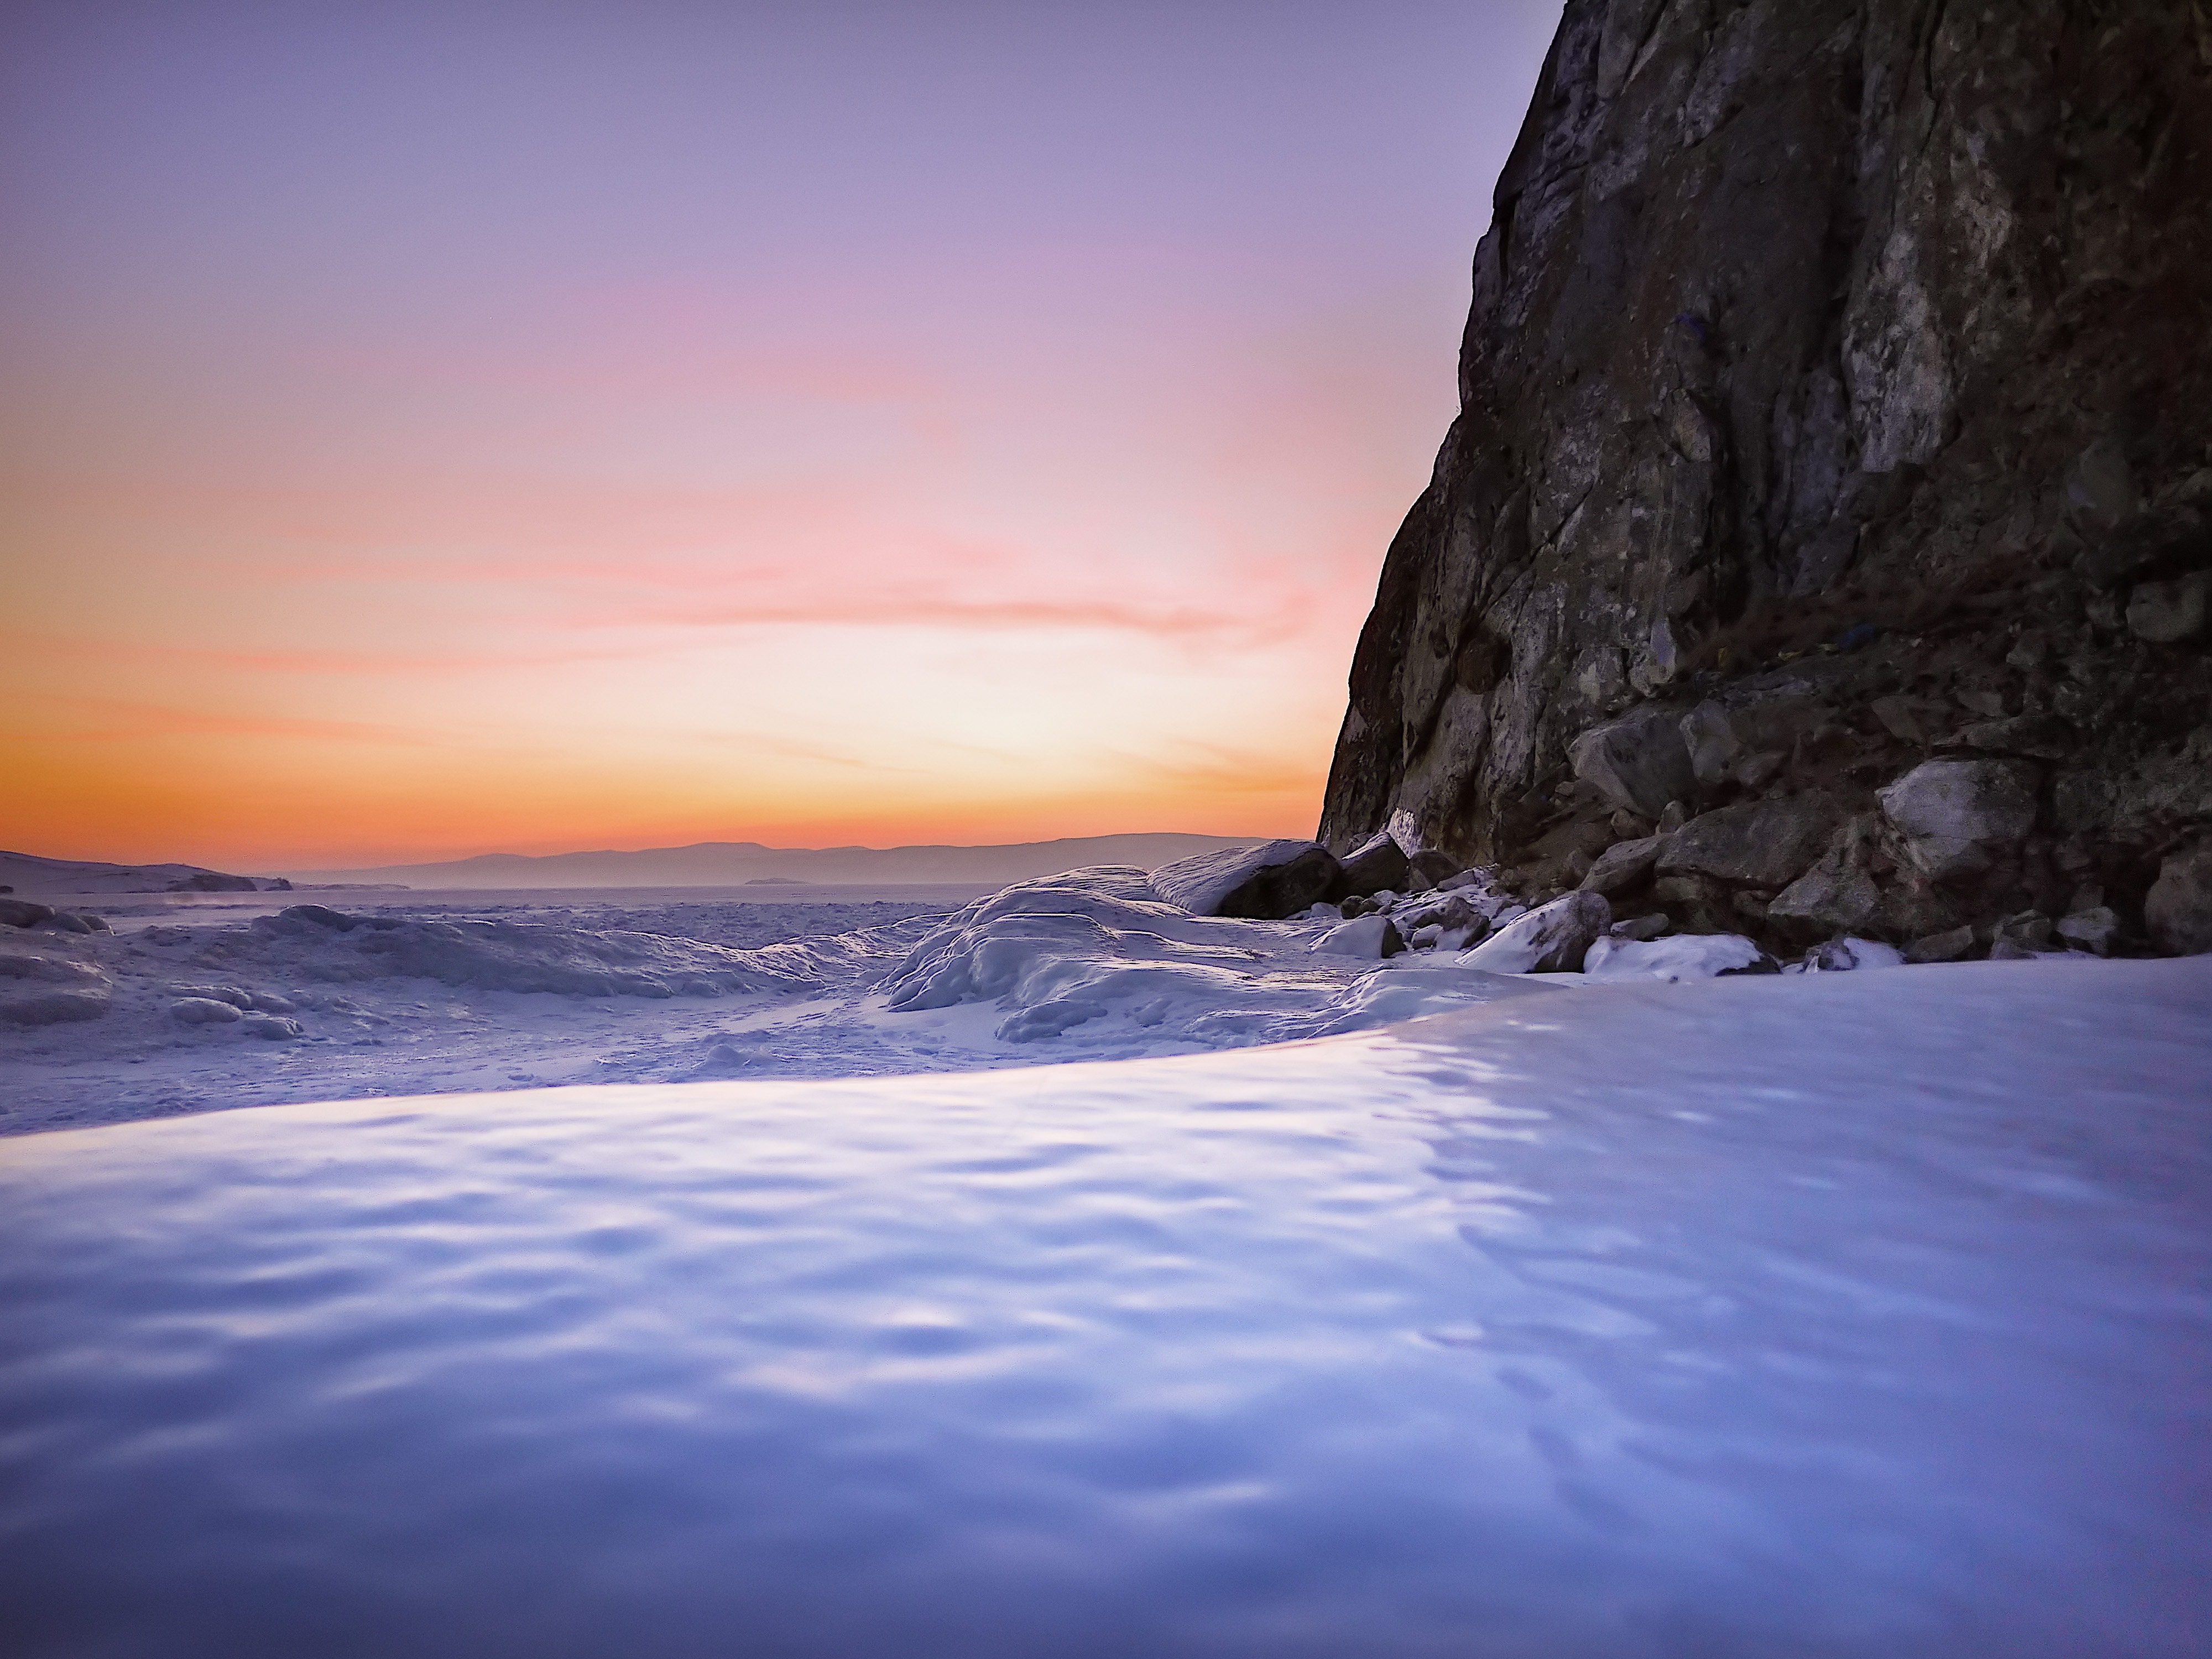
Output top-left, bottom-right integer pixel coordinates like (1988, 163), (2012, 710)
(0, 871), (1557, 1134)
(2, 958), (2209, 1656)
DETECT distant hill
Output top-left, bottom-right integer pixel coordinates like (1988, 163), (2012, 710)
(0, 851), (295, 896)
(281, 833), (1270, 890)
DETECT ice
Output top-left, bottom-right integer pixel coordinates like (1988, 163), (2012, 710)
(0, 956), (2205, 1655)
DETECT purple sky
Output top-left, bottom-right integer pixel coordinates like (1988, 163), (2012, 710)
(2, 1), (1564, 866)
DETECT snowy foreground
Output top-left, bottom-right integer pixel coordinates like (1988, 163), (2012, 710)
(2, 951), (2208, 1656)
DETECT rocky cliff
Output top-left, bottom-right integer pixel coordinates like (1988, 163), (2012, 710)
(1321, 0), (2212, 957)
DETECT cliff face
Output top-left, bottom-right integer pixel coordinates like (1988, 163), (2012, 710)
(1321, 0), (2212, 954)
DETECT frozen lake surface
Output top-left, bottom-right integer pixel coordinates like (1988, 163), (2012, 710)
(3, 957), (2207, 1656)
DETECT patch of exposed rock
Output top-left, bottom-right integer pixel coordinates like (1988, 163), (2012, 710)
(1319, 0), (2212, 959)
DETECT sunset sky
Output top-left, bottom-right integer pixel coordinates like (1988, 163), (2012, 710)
(3, 1), (1561, 871)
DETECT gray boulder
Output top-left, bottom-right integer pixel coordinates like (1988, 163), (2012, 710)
(2056, 906), (2121, 957)
(169, 997), (244, 1026)
(1657, 794), (1846, 890)
(1567, 709), (1694, 821)
(1578, 835), (1663, 898)
(2145, 842), (2212, 955)
(1150, 841), (1344, 920)
(1767, 827), (1881, 937)
(0, 899), (56, 928)
(1334, 837), (1408, 899)
(1903, 926), (1978, 964)
(1405, 849), (1463, 892)
(1878, 761), (2040, 881)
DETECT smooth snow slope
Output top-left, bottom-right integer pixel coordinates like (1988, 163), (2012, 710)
(2, 959), (2208, 1657)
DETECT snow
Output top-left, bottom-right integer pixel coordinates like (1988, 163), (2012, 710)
(1583, 931), (1766, 982)
(0, 956), (2205, 1655)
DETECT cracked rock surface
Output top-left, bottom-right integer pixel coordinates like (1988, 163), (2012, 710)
(1321, 0), (2211, 958)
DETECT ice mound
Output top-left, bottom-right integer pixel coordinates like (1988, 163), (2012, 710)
(883, 868), (1550, 1045)
(210, 906), (820, 998)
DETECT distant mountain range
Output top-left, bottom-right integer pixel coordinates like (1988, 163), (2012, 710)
(279, 833), (1267, 890)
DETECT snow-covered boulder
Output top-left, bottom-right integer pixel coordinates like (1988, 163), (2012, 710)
(170, 997), (243, 1025)
(1799, 937), (1906, 972)
(1458, 891), (1610, 974)
(1308, 916), (1405, 959)
(1582, 932), (1770, 982)
(1149, 841), (1342, 919)
(1, 989), (110, 1025)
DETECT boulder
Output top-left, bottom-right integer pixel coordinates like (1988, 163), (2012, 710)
(1151, 841), (1343, 920)
(238, 1013), (305, 1040)
(1578, 835), (1663, 898)
(167, 984), (253, 1009)
(1678, 696), (1820, 787)
(1903, 926), (1977, 964)
(0, 953), (109, 989)
(0, 989), (110, 1026)
(1406, 850), (1463, 891)
(1877, 761), (2041, 881)
(1679, 702), (1740, 787)
(1333, 838), (1408, 899)
(2126, 572), (2208, 643)
(1801, 938), (1906, 972)
(2055, 906), (2120, 957)
(2145, 842), (2212, 955)
(169, 997), (244, 1026)
(1609, 914), (1670, 941)
(1566, 709), (1695, 822)
(1308, 916), (1406, 959)
(1657, 794), (1847, 890)
(1582, 932), (1767, 982)
(0, 899), (56, 928)
(1459, 891), (1610, 974)
(1766, 831), (1880, 938)
(43, 911), (98, 935)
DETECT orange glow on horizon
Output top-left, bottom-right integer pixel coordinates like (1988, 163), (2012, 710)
(1, 4), (1563, 872)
